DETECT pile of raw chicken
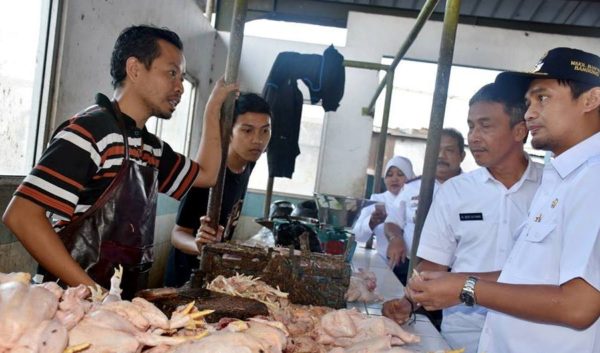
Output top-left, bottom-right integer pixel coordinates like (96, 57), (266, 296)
(0, 269), (424, 353)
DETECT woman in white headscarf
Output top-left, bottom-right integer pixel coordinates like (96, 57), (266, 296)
(353, 156), (415, 281)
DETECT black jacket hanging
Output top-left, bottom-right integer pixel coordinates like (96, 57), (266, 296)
(262, 45), (345, 178)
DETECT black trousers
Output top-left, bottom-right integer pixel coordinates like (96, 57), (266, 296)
(392, 259), (442, 331)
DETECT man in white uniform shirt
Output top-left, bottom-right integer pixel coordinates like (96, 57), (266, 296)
(408, 47), (600, 353)
(383, 128), (465, 285)
(384, 83), (543, 353)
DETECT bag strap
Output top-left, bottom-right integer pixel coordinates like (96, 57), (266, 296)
(59, 100), (131, 233)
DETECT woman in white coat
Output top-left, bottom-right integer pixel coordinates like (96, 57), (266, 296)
(353, 156), (415, 284)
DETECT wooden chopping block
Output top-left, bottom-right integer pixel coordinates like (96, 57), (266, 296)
(137, 287), (269, 323)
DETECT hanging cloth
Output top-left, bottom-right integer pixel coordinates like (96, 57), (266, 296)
(262, 45), (345, 178)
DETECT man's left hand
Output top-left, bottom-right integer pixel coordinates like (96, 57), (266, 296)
(408, 271), (467, 311)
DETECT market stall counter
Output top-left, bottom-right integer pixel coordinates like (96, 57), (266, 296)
(349, 243), (452, 352)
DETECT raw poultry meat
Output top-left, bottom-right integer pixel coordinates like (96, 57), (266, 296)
(68, 308), (191, 352)
(101, 300), (153, 331)
(207, 273), (289, 310)
(0, 280), (60, 350)
(269, 304), (331, 353)
(316, 309), (419, 349)
(55, 285), (92, 330)
(270, 304), (331, 336)
(0, 270), (421, 353)
(328, 335), (393, 353)
(168, 316), (289, 353)
(0, 270), (207, 353)
(132, 297), (171, 330)
(345, 270), (383, 303)
(169, 331), (267, 353)
(68, 310), (140, 353)
(244, 320), (288, 353)
(327, 336), (421, 353)
(0, 272), (31, 284)
(12, 319), (68, 353)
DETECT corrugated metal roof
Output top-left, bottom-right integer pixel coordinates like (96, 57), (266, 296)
(216, 0), (600, 36)
(345, 0), (600, 27)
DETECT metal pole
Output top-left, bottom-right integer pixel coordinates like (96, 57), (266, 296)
(373, 70), (394, 194)
(263, 176), (274, 218)
(365, 0), (439, 116)
(408, 0), (461, 276)
(343, 60), (390, 71)
(205, 0), (215, 24)
(206, 0), (247, 234)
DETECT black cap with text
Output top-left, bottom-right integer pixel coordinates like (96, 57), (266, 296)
(495, 47), (600, 96)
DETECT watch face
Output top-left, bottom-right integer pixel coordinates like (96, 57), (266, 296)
(460, 291), (475, 306)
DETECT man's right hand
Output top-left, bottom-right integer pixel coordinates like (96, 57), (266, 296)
(382, 297), (413, 325)
(2, 196), (96, 287)
(195, 216), (224, 250)
(207, 77), (239, 111)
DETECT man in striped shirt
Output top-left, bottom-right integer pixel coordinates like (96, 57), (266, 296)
(3, 25), (237, 290)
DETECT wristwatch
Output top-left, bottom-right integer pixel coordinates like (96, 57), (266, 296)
(459, 276), (478, 306)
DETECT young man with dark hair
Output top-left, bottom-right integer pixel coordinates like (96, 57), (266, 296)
(2, 25), (236, 297)
(408, 47), (600, 353)
(164, 93), (271, 287)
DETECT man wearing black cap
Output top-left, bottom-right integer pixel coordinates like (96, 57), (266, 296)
(406, 47), (600, 353)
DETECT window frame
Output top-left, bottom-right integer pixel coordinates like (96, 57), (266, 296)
(0, 0), (61, 176)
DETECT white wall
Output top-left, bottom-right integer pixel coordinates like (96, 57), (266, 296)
(51, 0), (217, 138)
(229, 12), (598, 199)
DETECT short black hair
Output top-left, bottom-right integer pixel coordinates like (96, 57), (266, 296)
(557, 79), (600, 117)
(557, 79), (598, 99)
(469, 82), (526, 128)
(110, 25), (183, 88)
(233, 93), (271, 124)
(441, 128), (465, 155)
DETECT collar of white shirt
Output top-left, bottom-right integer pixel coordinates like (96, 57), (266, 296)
(476, 153), (541, 186)
(551, 131), (600, 179)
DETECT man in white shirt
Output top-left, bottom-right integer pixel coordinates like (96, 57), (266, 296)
(383, 128), (465, 285)
(384, 83), (543, 353)
(408, 47), (600, 353)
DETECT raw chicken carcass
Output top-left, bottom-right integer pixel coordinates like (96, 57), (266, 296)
(328, 335), (392, 353)
(245, 320), (288, 353)
(101, 300), (151, 331)
(286, 336), (328, 353)
(169, 331), (269, 353)
(0, 272), (31, 284)
(320, 309), (358, 338)
(0, 281), (59, 350)
(327, 336), (419, 353)
(39, 281), (64, 300)
(317, 309), (419, 349)
(13, 319), (68, 353)
(132, 297), (170, 330)
(69, 309), (190, 353)
(345, 270), (383, 303)
(55, 284), (92, 330)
